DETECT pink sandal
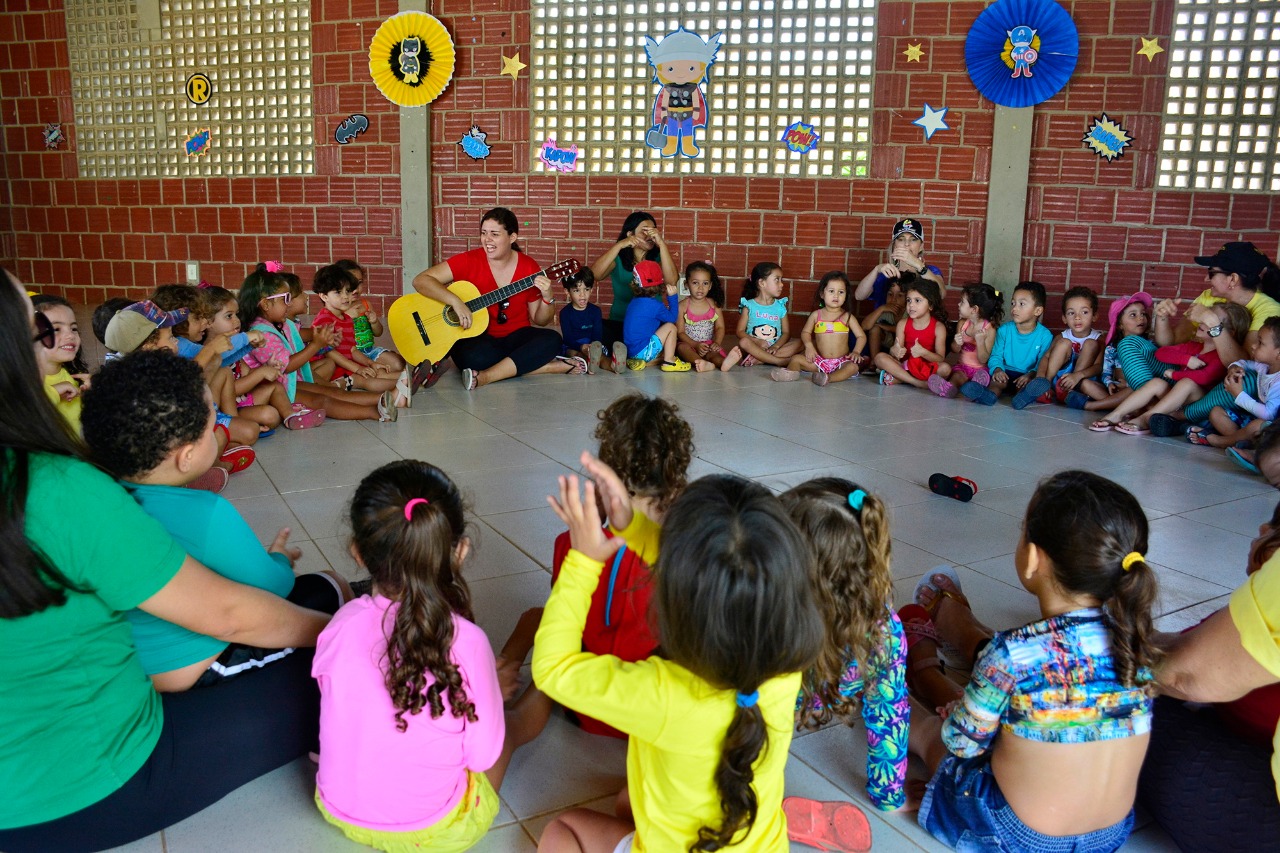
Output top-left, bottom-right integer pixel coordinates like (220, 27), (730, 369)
(783, 797), (872, 853)
(284, 406), (326, 430)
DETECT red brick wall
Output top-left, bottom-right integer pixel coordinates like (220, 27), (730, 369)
(0, 0), (404, 311)
(3, 0), (1279, 323)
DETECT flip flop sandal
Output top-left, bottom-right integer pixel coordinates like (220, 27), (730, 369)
(1114, 421), (1150, 436)
(912, 565), (968, 616)
(394, 368), (413, 407)
(1088, 419), (1116, 432)
(218, 444), (256, 473)
(1187, 430), (1213, 446)
(1228, 447), (1262, 475)
(377, 390), (398, 422)
(284, 406), (326, 430)
(586, 341), (602, 375)
(554, 355), (589, 375)
(898, 603), (947, 693)
(928, 473), (977, 502)
(782, 797), (872, 853)
(611, 342), (628, 373)
(461, 368), (478, 391)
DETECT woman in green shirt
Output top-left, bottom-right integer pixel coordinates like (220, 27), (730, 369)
(589, 211), (680, 348)
(0, 273), (330, 851)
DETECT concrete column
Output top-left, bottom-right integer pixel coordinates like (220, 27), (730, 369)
(981, 105), (1034, 294)
(400, 0), (433, 293)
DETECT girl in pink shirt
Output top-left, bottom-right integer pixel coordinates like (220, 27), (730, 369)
(313, 461), (543, 850)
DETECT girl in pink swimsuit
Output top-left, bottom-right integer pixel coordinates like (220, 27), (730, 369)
(929, 282), (1003, 398)
(772, 271), (867, 386)
(675, 261), (738, 371)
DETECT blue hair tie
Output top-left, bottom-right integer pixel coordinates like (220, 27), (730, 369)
(848, 489), (867, 512)
(735, 690), (759, 709)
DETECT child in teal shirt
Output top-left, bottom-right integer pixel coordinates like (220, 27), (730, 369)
(961, 281), (1054, 407)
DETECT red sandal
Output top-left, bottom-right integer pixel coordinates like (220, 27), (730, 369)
(928, 473), (977, 502)
(783, 797), (872, 853)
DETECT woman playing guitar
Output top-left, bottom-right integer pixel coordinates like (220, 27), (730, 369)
(411, 207), (584, 390)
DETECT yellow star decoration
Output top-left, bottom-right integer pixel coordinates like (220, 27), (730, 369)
(500, 53), (527, 80)
(1137, 37), (1164, 61)
(903, 43), (925, 62)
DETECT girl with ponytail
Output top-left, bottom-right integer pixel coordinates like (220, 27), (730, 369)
(908, 470), (1161, 852)
(780, 479), (909, 812)
(536, 461), (823, 851)
(312, 460), (542, 851)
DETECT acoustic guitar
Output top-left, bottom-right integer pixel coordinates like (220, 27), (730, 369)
(388, 258), (581, 367)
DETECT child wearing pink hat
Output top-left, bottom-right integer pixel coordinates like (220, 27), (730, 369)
(1068, 292), (1153, 414)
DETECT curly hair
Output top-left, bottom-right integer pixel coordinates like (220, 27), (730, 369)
(81, 350), (210, 480)
(349, 460), (477, 733)
(1024, 470), (1161, 688)
(656, 476), (823, 851)
(685, 261), (725, 307)
(901, 273), (948, 324)
(781, 478), (893, 729)
(151, 283), (205, 339)
(594, 393), (694, 516)
(1061, 285), (1099, 315)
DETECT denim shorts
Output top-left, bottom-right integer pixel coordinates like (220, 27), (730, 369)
(919, 753), (1134, 853)
(358, 344), (389, 361)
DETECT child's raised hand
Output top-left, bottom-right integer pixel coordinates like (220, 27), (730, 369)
(313, 324), (339, 348)
(246, 330), (266, 347)
(348, 302), (368, 318)
(268, 527), (302, 567)
(890, 343), (907, 360)
(909, 341), (928, 358)
(1155, 298), (1180, 320)
(1225, 371), (1244, 396)
(579, 450), (634, 531)
(547, 474), (624, 565)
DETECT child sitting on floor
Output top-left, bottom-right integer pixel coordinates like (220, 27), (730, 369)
(81, 350), (348, 693)
(313, 460), (542, 852)
(928, 283), (1003, 398)
(1176, 315), (1280, 448)
(1018, 285), (1103, 407)
(904, 471), (1160, 852)
(92, 297), (133, 362)
(773, 271), (866, 386)
(729, 261), (802, 368)
(622, 259), (690, 371)
(1069, 292), (1153, 412)
(961, 281), (1054, 407)
(874, 274), (950, 390)
(780, 479), (909, 812)
(31, 294), (90, 434)
(676, 260), (736, 371)
(558, 268), (604, 374)
(332, 259), (407, 374)
(311, 264), (412, 403)
(1088, 302), (1249, 435)
(535, 470), (823, 851)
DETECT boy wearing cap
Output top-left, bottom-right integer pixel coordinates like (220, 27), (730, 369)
(621, 259), (691, 371)
(854, 218), (947, 307)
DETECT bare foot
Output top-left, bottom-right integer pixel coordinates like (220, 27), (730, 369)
(720, 346), (742, 372)
(694, 358), (714, 372)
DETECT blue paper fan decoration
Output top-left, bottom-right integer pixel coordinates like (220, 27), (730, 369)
(964, 0), (1078, 108)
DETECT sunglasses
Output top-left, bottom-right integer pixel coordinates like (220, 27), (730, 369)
(496, 300), (510, 325)
(264, 292), (292, 305)
(33, 311), (55, 349)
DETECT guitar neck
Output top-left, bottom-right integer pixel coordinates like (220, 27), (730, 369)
(465, 271), (544, 312)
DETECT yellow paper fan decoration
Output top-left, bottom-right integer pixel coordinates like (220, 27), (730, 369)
(369, 11), (455, 107)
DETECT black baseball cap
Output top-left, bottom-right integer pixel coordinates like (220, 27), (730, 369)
(1195, 241), (1272, 279)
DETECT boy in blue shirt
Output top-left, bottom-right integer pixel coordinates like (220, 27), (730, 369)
(81, 350), (348, 693)
(558, 268), (604, 374)
(961, 281), (1054, 406)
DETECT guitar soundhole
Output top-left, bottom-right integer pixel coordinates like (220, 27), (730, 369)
(443, 306), (460, 328)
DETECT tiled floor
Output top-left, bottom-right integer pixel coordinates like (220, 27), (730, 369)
(105, 362), (1268, 852)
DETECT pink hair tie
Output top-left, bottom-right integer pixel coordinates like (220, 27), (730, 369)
(404, 498), (430, 520)
(197, 280), (212, 289)
(262, 260), (284, 273)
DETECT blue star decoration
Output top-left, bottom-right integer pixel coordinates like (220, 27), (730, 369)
(912, 103), (950, 141)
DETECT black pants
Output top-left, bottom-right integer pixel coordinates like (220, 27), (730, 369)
(0, 649), (319, 852)
(450, 326), (562, 376)
(1136, 696), (1280, 851)
(602, 318), (625, 349)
